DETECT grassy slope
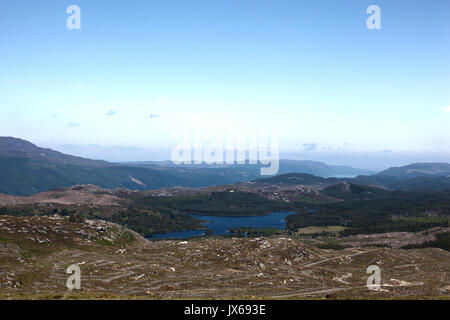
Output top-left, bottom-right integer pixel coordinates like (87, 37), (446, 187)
(1, 217), (449, 300)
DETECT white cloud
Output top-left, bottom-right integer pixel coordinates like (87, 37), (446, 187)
(302, 142), (318, 151)
(442, 106), (450, 113)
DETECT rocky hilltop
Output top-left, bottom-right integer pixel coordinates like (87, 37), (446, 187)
(0, 215), (448, 299)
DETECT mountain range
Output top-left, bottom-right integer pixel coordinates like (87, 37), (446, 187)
(128, 159), (374, 177)
(254, 170), (450, 191)
(0, 137), (371, 196)
(379, 162), (450, 178)
(1, 136), (450, 196)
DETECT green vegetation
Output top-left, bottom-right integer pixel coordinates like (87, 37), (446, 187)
(296, 196), (333, 204)
(68, 212), (85, 223)
(0, 205), (40, 216)
(103, 191), (293, 237)
(321, 182), (389, 200)
(401, 232), (450, 251)
(92, 229), (136, 246)
(314, 242), (348, 250)
(0, 203), (204, 238)
(98, 191), (293, 237)
(394, 216), (450, 224)
(297, 225), (347, 235)
(3, 178), (450, 240)
(0, 156), (244, 196)
(106, 207), (204, 237)
(287, 190), (450, 236)
(131, 191), (292, 216)
(254, 173), (337, 185)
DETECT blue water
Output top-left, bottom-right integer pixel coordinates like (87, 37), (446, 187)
(151, 211), (295, 240)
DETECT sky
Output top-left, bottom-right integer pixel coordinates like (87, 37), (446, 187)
(0, 0), (449, 170)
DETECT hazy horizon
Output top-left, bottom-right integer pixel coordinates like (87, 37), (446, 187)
(21, 138), (450, 171)
(1, 0), (449, 172)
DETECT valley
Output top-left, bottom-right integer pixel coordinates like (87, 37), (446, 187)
(0, 137), (449, 299)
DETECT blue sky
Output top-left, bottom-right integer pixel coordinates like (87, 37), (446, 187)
(0, 0), (449, 169)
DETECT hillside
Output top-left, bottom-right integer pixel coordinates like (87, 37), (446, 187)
(0, 156), (235, 196)
(379, 163), (450, 178)
(287, 190), (450, 236)
(351, 174), (450, 191)
(0, 137), (110, 167)
(2, 181), (449, 239)
(253, 170), (450, 192)
(0, 215), (449, 299)
(0, 138), (241, 195)
(321, 182), (389, 200)
(346, 162), (450, 191)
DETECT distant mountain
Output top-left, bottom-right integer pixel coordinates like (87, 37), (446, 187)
(130, 159), (374, 178)
(5, 137), (368, 196)
(2, 137), (450, 196)
(0, 137), (110, 167)
(254, 170), (450, 192)
(276, 160), (374, 177)
(347, 163), (450, 191)
(0, 155), (241, 196)
(351, 174), (450, 191)
(0, 137), (240, 196)
(378, 163), (450, 178)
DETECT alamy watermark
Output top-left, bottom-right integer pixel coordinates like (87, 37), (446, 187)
(171, 128), (279, 176)
(66, 264), (81, 290)
(66, 5), (81, 30)
(64, 5), (381, 32)
(366, 265), (381, 290)
(367, 5), (381, 30)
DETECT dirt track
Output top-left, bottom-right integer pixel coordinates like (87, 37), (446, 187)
(0, 216), (449, 299)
